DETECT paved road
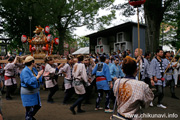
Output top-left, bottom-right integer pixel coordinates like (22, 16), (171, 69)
(2, 85), (180, 120)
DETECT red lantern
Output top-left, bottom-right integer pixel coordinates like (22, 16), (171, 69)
(21, 35), (27, 43)
(54, 38), (59, 45)
(97, 49), (99, 53)
(129, 0), (146, 7)
(31, 47), (36, 51)
(45, 26), (50, 34)
(47, 34), (53, 42)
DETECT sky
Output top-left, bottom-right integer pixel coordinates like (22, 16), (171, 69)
(74, 0), (138, 37)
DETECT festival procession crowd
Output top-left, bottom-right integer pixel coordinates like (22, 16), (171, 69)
(0, 47), (180, 120)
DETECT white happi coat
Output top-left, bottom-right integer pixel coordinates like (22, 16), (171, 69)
(16, 63), (25, 74)
(113, 78), (154, 120)
(44, 63), (58, 88)
(136, 57), (150, 80)
(59, 63), (73, 90)
(4, 63), (17, 86)
(172, 62), (180, 85)
(85, 64), (95, 83)
(72, 63), (90, 95)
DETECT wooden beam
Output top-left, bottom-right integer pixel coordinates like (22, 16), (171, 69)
(0, 59), (67, 64)
(35, 59), (67, 64)
(0, 60), (8, 63)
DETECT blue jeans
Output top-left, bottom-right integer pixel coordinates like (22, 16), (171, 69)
(70, 94), (85, 110)
(154, 85), (164, 104)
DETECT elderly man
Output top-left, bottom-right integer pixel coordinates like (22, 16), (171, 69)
(134, 48), (150, 83)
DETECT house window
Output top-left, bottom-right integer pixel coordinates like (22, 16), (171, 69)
(121, 43), (126, 52)
(117, 32), (124, 43)
(97, 37), (102, 45)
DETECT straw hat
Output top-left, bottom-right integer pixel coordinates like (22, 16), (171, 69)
(24, 56), (34, 63)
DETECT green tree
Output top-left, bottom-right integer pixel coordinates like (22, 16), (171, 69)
(0, 0), (116, 54)
(76, 36), (89, 48)
(112, 0), (178, 53)
(174, 1), (180, 49)
(160, 23), (177, 48)
(160, 1), (180, 50)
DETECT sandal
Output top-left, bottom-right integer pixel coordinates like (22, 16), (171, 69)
(104, 109), (113, 113)
(95, 107), (103, 110)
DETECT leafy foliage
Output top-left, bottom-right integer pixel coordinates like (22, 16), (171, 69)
(76, 36), (89, 48)
(160, 1), (180, 50)
(0, 0), (116, 54)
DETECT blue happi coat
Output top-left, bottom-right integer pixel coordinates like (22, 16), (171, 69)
(92, 62), (112, 90)
(163, 58), (174, 81)
(20, 66), (42, 107)
(107, 62), (113, 69)
(110, 64), (124, 79)
(136, 57), (150, 80)
(149, 57), (165, 86)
